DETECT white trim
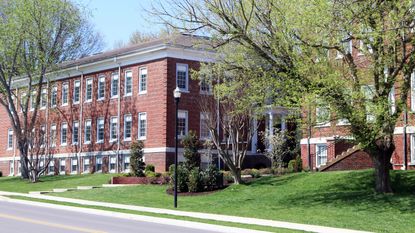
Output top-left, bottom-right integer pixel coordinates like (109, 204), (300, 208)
(96, 117), (104, 143)
(73, 80), (81, 104)
(110, 73), (119, 99)
(316, 144), (328, 168)
(61, 82), (69, 106)
(176, 63), (189, 92)
(109, 116), (118, 142)
(84, 119), (92, 144)
(85, 78), (93, 103)
(97, 75), (106, 100)
(177, 110), (188, 139)
(138, 112), (147, 140)
(124, 70), (133, 97)
(300, 136), (355, 145)
(124, 114), (132, 141)
(138, 67), (147, 95)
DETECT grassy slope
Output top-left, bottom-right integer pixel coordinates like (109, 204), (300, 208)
(49, 170), (415, 233)
(0, 174), (112, 193)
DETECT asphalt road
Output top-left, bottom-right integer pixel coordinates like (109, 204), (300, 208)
(0, 200), (226, 233)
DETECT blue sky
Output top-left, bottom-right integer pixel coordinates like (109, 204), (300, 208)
(77, 0), (165, 50)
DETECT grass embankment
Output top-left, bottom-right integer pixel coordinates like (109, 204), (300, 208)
(1, 170), (415, 232)
(0, 173), (111, 193)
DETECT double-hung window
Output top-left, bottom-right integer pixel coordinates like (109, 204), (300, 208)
(176, 64), (188, 91)
(316, 144), (328, 167)
(177, 110), (188, 138)
(62, 83), (69, 106)
(85, 78), (93, 102)
(30, 91), (36, 111)
(48, 160), (55, 175)
(84, 120), (92, 144)
(110, 117), (118, 142)
(109, 156), (116, 173)
(411, 72), (415, 112)
(124, 155), (130, 172)
(362, 85), (375, 122)
(72, 121), (79, 145)
(97, 118), (104, 143)
(124, 114), (132, 141)
(40, 89), (47, 109)
(59, 159), (65, 174)
(200, 79), (211, 94)
(96, 156), (103, 172)
(9, 161), (14, 176)
(7, 129), (13, 150)
(50, 124), (57, 147)
(200, 112), (211, 139)
(73, 80), (80, 104)
(316, 98), (330, 126)
(71, 158), (78, 174)
(97, 76), (105, 100)
(139, 67), (147, 94)
(125, 71), (132, 96)
(111, 73), (119, 98)
(83, 157), (90, 173)
(20, 92), (27, 112)
(40, 125), (46, 148)
(138, 112), (147, 140)
(51, 86), (57, 107)
(61, 122), (68, 146)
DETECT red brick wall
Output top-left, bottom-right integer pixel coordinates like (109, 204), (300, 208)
(323, 151), (373, 171)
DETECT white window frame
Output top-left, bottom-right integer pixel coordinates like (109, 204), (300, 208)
(30, 91), (36, 111)
(176, 63), (189, 92)
(139, 67), (147, 94)
(138, 112), (147, 140)
(71, 158), (78, 174)
(73, 80), (81, 104)
(83, 157), (90, 174)
(50, 124), (57, 147)
(62, 82), (69, 106)
(40, 88), (47, 109)
(85, 78), (93, 102)
(124, 114), (132, 141)
(17, 162), (21, 176)
(124, 70), (133, 97)
(20, 92), (27, 113)
(40, 125), (46, 148)
(177, 110), (188, 138)
(72, 121), (79, 145)
(110, 116), (118, 142)
(61, 122), (68, 146)
(123, 155), (130, 173)
(315, 104), (330, 127)
(59, 159), (66, 175)
(200, 112), (211, 140)
(7, 129), (13, 150)
(48, 160), (55, 175)
(51, 85), (58, 108)
(84, 119), (92, 144)
(199, 79), (212, 95)
(97, 75), (105, 100)
(96, 156), (103, 173)
(109, 155), (116, 173)
(111, 73), (119, 98)
(97, 117), (104, 143)
(9, 161), (14, 176)
(411, 72), (415, 112)
(316, 144), (328, 168)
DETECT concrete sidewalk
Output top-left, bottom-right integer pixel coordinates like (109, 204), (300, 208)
(0, 191), (372, 233)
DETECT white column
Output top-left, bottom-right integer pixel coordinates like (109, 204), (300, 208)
(251, 117), (258, 153)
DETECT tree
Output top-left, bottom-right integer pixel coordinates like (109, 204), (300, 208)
(27, 124), (54, 182)
(0, 0), (102, 181)
(182, 130), (201, 171)
(291, 0), (415, 193)
(130, 141), (146, 177)
(262, 129), (288, 171)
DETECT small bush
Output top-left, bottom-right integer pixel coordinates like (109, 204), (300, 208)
(145, 164), (155, 173)
(222, 170), (234, 183)
(0, 170), (2, 177)
(130, 141), (146, 177)
(241, 169), (252, 176)
(169, 164), (189, 192)
(288, 160), (296, 173)
(182, 131), (201, 171)
(295, 156), (303, 172)
(145, 171), (156, 178)
(259, 168), (273, 175)
(202, 165), (219, 188)
(187, 167), (202, 192)
(274, 167), (289, 175)
(251, 169), (261, 178)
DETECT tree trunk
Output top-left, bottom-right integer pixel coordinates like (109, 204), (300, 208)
(18, 143), (30, 179)
(232, 168), (242, 184)
(370, 145), (394, 193)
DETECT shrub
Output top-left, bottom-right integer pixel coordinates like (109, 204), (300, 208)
(182, 131), (201, 171)
(288, 159), (296, 173)
(221, 170), (233, 183)
(295, 156), (303, 172)
(145, 171), (156, 178)
(202, 165), (220, 189)
(241, 169), (252, 176)
(259, 168), (273, 175)
(187, 167), (202, 192)
(0, 170), (2, 177)
(145, 164), (155, 173)
(250, 169), (261, 178)
(130, 141), (146, 177)
(169, 164), (189, 192)
(274, 167), (288, 175)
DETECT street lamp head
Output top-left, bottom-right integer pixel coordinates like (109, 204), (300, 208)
(173, 87), (181, 99)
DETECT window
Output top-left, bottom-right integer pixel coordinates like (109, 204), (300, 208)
(138, 112), (147, 139)
(20, 92), (27, 112)
(110, 117), (118, 142)
(411, 135), (415, 164)
(139, 67), (147, 94)
(61, 122), (68, 146)
(83, 157), (90, 173)
(316, 98), (330, 126)
(200, 112), (211, 139)
(125, 71), (133, 96)
(73, 80), (80, 104)
(30, 91), (36, 111)
(9, 161), (14, 176)
(72, 121), (79, 145)
(123, 155), (130, 172)
(124, 115), (132, 141)
(176, 64), (188, 91)
(97, 76), (105, 100)
(111, 73), (119, 98)
(389, 86), (396, 114)
(316, 144), (328, 167)
(85, 78), (93, 102)
(411, 72), (415, 111)
(177, 111), (188, 138)
(110, 156), (116, 172)
(84, 120), (92, 144)
(40, 125), (46, 148)
(71, 158), (78, 173)
(17, 162), (21, 175)
(59, 159), (65, 174)
(362, 85), (375, 122)
(200, 79), (211, 94)
(40, 89), (47, 109)
(48, 160), (55, 175)
(97, 118), (104, 143)
(7, 129), (13, 149)
(62, 83), (69, 106)
(96, 156), (103, 172)
(50, 124), (57, 147)
(51, 86), (57, 107)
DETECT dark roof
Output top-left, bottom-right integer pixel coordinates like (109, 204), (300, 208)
(60, 33), (212, 69)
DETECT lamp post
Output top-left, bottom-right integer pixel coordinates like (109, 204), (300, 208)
(173, 87), (181, 208)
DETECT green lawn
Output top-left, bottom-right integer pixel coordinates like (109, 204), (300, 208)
(0, 173), (112, 193)
(50, 170), (415, 233)
(1, 170), (415, 232)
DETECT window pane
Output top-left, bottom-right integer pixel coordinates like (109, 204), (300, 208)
(125, 71), (132, 95)
(139, 68), (147, 93)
